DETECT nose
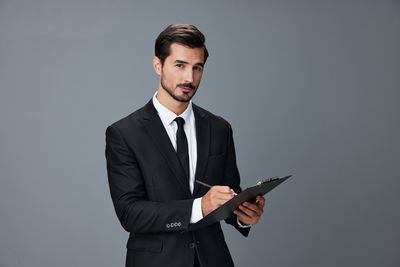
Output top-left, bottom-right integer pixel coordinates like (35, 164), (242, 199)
(183, 68), (194, 83)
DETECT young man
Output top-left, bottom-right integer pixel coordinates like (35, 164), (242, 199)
(106, 24), (265, 267)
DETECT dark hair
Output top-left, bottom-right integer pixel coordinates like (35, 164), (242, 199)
(155, 24), (209, 65)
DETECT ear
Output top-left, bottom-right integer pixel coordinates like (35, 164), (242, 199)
(152, 56), (162, 76)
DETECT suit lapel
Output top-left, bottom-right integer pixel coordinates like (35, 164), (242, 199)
(193, 104), (210, 197)
(141, 100), (191, 197)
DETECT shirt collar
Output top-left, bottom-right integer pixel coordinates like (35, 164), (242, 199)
(152, 92), (193, 125)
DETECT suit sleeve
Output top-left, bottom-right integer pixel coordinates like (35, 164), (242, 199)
(105, 125), (193, 234)
(222, 123), (251, 237)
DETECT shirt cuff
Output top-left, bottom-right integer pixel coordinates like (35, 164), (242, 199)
(237, 217), (251, 228)
(190, 197), (203, 224)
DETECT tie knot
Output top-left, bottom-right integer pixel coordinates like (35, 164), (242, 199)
(174, 117), (185, 128)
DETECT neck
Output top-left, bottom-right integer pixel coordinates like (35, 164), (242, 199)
(156, 88), (189, 115)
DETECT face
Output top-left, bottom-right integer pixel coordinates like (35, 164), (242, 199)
(155, 43), (205, 103)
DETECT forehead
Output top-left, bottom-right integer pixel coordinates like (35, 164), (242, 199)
(166, 43), (205, 64)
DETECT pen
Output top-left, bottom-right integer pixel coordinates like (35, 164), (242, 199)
(195, 180), (237, 196)
(195, 180), (213, 188)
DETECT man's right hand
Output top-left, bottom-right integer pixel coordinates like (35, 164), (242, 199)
(201, 186), (236, 217)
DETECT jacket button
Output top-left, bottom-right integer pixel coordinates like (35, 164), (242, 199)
(189, 242), (196, 249)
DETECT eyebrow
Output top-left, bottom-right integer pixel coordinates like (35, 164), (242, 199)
(174, 60), (204, 67)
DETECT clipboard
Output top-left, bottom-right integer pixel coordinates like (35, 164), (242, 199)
(188, 175), (292, 230)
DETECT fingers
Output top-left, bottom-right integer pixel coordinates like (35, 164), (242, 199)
(233, 209), (250, 223)
(216, 194), (234, 202)
(234, 207), (259, 225)
(233, 197), (265, 225)
(214, 189), (235, 203)
(214, 186), (236, 195)
(211, 186), (236, 200)
(234, 207), (258, 225)
(255, 196), (265, 208)
(239, 202), (263, 217)
(201, 185), (237, 216)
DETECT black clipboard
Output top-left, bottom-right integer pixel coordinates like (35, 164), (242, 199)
(188, 175), (292, 230)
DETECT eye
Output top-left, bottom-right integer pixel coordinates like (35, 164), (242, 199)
(193, 66), (203, 71)
(175, 64), (183, 68)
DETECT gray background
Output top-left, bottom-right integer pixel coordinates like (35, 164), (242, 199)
(1, 0), (399, 266)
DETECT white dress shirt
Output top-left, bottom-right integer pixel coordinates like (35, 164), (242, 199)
(152, 93), (203, 223)
(152, 92), (250, 227)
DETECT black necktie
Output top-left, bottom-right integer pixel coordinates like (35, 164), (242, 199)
(174, 117), (189, 180)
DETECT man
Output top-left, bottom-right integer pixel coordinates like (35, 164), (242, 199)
(106, 24), (265, 267)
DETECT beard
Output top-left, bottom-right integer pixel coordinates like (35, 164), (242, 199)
(160, 75), (198, 103)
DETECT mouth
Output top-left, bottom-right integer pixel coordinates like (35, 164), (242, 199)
(179, 86), (193, 93)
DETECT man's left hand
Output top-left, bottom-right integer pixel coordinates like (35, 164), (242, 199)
(233, 195), (265, 225)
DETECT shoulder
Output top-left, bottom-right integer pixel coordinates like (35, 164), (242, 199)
(109, 107), (142, 128)
(106, 101), (151, 135)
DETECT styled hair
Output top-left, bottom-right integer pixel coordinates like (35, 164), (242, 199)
(155, 24), (209, 65)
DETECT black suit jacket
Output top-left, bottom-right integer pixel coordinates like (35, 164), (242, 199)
(106, 100), (250, 267)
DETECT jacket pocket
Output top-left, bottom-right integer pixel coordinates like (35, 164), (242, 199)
(126, 235), (163, 253)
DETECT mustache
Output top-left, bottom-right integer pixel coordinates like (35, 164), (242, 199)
(177, 83), (195, 90)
